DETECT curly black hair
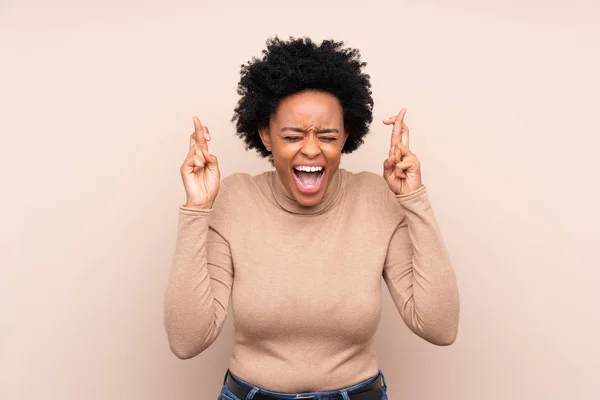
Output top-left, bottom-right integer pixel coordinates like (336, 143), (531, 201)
(231, 36), (374, 159)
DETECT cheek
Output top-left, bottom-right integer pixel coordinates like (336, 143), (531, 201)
(325, 144), (343, 162)
(272, 145), (296, 171)
(273, 143), (299, 161)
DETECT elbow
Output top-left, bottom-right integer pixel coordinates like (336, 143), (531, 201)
(169, 342), (202, 360)
(418, 309), (459, 346)
(414, 323), (458, 346)
(163, 306), (214, 359)
(428, 296), (460, 346)
(166, 328), (209, 359)
(164, 318), (210, 360)
(429, 328), (458, 346)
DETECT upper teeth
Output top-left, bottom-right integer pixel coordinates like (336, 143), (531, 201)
(295, 165), (323, 172)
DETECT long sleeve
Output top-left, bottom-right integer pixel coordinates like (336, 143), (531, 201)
(383, 184), (460, 345)
(163, 182), (233, 359)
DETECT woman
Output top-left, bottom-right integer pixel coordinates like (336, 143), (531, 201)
(164, 37), (459, 400)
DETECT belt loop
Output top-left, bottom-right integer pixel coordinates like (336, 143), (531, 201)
(222, 369), (229, 385)
(245, 386), (259, 400)
(378, 369), (387, 391)
(340, 390), (350, 400)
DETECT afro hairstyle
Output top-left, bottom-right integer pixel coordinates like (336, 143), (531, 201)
(231, 36), (374, 159)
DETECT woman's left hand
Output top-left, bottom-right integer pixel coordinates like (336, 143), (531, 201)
(382, 108), (423, 195)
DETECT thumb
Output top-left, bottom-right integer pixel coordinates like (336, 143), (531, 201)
(206, 152), (220, 175)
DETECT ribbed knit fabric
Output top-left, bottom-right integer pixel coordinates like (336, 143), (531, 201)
(164, 168), (459, 392)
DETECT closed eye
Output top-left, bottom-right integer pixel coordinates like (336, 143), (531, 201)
(284, 136), (337, 142)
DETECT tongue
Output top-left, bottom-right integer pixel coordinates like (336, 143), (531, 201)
(296, 171), (319, 187)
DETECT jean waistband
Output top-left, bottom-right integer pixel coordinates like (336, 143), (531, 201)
(222, 369), (387, 397)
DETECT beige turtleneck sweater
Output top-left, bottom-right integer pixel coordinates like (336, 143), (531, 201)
(164, 168), (459, 392)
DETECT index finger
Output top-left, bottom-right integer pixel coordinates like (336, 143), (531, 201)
(193, 116), (208, 150)
(390, 108), (406, 148)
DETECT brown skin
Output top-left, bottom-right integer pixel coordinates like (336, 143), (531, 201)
(180, 99), (422, 211)
(382, 108), (424, 195)
(258, 90), (349, 207)
(181, 117), (220, 209)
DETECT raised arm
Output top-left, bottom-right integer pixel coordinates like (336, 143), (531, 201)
(163, 117), (233, 359)
(383, 186), (459, 345)
(381, 108), (459, 345)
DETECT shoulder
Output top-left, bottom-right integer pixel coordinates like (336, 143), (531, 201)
(221, 172), (253, 191)
(220, 171), (272, 203)
(341, 169), (404, 220)
(211, 172), (269, 230)
(344, 169), (386, 189)
(222, 171), (271, 189)
(343, 169), (389, 201)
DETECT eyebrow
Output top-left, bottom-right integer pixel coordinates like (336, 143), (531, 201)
(281, 127), (339, 134)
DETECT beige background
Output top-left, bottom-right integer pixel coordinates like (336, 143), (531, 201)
(1, 1), (599, 399)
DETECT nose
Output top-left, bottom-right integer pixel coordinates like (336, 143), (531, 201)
(300, 133), (321, 158)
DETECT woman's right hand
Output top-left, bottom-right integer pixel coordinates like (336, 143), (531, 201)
(180, 116), (220, 209)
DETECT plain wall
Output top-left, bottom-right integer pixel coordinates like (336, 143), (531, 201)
(1, 1), (599, 399)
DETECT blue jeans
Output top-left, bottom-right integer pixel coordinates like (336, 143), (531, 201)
(218, 369), (388, 400)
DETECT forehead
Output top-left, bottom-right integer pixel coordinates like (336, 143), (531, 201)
(272, 91), (343, 125)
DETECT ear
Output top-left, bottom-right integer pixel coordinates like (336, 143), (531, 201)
(341, 130), (350, 149)
(258, 127), (272, 152)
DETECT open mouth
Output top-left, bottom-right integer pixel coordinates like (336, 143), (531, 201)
(292, 165), (325, 193)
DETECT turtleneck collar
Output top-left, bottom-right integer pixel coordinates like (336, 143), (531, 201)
(269, 168), (346, 215)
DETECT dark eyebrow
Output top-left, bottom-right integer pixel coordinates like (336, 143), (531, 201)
(281, 127), (339, 134)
